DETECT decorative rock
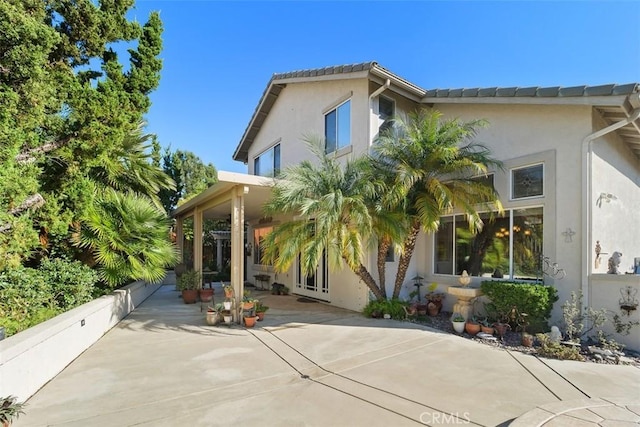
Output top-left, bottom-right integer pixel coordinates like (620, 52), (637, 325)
(383, 313), (391, 319)
(476, 332), (498, 341)
(593, 354), (604, 361)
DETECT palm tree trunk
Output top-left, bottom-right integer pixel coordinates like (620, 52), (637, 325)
(352, 262), (385, 301)
(376, 239), (390, 299)
(392, 221), (420, 299)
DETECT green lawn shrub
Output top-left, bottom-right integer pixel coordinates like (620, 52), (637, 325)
(481, 280), (558, 333)
(363, 299), (408, 320)
(0, 259), (99, 337)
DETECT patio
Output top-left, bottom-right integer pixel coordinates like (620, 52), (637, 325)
(15, 277), (640, 426)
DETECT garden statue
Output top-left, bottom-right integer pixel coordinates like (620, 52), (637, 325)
(458, 270), (471, 287)
(607, 251), (622, 274)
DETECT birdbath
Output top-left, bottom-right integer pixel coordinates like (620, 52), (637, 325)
(447, 271), (482, 321)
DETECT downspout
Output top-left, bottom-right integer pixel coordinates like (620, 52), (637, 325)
(581, 95), (640, 310)
(369, 79), (390, 100)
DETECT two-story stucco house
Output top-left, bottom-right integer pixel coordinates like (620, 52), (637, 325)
(173, 62), (639, 347)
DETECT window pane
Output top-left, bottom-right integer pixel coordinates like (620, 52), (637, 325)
(456, 213), (510, 277)
(325, 110), (337, 153)
(273, 144), (280, 176)
(434, 216), (454, 274)
(337, 101), (350, 149)
(379, 97), (394, 120)
(513, 207), (543, 280)
(512, 164), (543, 198)
(253, 227), (273, 265)
(254, 157), (260, 176)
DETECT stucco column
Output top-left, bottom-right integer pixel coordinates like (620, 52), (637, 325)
(216, 238), (223, 271)
(193, 207), (203, 274)
(231, 186), (246, 323)
(175, 217), (184, 264)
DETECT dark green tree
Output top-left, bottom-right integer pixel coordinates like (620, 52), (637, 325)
(0, 0), (171, 283)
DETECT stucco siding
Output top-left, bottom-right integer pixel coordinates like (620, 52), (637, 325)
(247, 78), (371, 175)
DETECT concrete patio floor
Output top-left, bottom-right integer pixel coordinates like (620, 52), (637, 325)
(15, 279), (640, 427)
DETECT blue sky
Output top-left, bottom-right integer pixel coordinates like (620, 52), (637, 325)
(129, 1), (640, 173)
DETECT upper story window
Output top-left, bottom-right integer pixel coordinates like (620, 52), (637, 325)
(512, 164), (543, 199)
(254, 144), (280, 177)
(325, 100), (351, 154)
(378, 96), (395, 133)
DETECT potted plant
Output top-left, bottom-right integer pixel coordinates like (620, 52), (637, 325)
(427, 302), (439, 316)
(479, 318), (495, 335)
(177, 269), (201, 304)
(223, 283), (234, 298)
(281, 286), (290, 295)
(255, 301), (269, 321)
(425, 283), (445, 313)
(244, 314), (258, 327)
(465, 316), (481, 335)
(242, 290), (257, 310)
(0, 396), (25, 426)
(206, 303), (223, 326)
(451, 313), (466, 334)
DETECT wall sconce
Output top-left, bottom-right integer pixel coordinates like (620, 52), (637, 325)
(245, 242), (252, 257)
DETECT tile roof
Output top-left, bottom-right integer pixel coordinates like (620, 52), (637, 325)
(424, 83), (639, 99)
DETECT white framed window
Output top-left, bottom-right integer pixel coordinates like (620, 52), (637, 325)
(511, 164), (543, 199)
(254, 144), (280, 177)
(325, 100), (351, 153)
(434, 207), (543, 281)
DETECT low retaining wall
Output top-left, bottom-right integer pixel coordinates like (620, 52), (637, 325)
(590, 274), (640, 352)
(0, 279), (164, 401)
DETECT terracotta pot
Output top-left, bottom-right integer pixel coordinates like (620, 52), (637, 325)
(199, 288), (214, 302)
(494, 322), (510, 338)
(256, 311), (265, 321)
(465, 321), (481, 335)
(417, 303), (428, 316)
(243, 301), (255, 310)
(182, 289), (198, 304)
(244, 316), (258, 328)
(224, 289), (234, 298)
(481, 325), (495, 335)
(427, 303), (439, 316)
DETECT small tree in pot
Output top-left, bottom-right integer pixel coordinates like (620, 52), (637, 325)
(1, 396), (25, 426)
(177, 270), (201, 304)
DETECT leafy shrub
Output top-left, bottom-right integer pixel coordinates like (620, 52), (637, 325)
(0, 259), (98, 337)
(363, 299), (407, 320)
(481, 280), (558, 333)
(536, 333), (584, 361)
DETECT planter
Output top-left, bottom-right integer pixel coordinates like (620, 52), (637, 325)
(417, 303), (428, 316)
(452, 320), (465, 334)
(465, 321), (481, 335)
(199, 288), (214, 302)
(494, 322), (510, 338)
(427, 302), (439, 316)
(521, 334), (534, 347)
(244, 316), (258, 328)
(182, 289), (198, 304)
(242, 301), (255, 310)
(223, 314), (233, 324)
(271, 283), (284, 295)
(206, 311), (220, 326)
(256, 311), (265, 321)
(481, 325), (495, 335)
(223, 301), (232, 310)
(224, 288), (234, 298)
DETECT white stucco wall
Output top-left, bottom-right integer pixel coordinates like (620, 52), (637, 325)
(247, 78), (371, 174)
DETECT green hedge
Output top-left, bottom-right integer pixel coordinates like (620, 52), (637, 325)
(363, 299), (408, 320)
(0, 259), (98, 336)
(480, 280), (558, 333)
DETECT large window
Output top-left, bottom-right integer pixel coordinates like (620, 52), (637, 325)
(325, 100), (351, 153)
(253, 226), (273, 265)
(512, 164), (543, 199)
(254, 144), (280, 177)
(434, 207), (543, 280)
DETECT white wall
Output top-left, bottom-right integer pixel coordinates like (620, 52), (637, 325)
(0, 279), (164, 401)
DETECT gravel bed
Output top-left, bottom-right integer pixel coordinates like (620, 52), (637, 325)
(409, 311), (640, 366)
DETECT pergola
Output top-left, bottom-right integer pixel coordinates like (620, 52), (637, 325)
(172, 171), (273, 320)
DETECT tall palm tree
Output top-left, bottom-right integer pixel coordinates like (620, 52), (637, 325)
(374, 109), (503, 299)
(261, 139), (399, 301)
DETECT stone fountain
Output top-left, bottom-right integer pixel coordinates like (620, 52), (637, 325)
(447, 270), (482, 321)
